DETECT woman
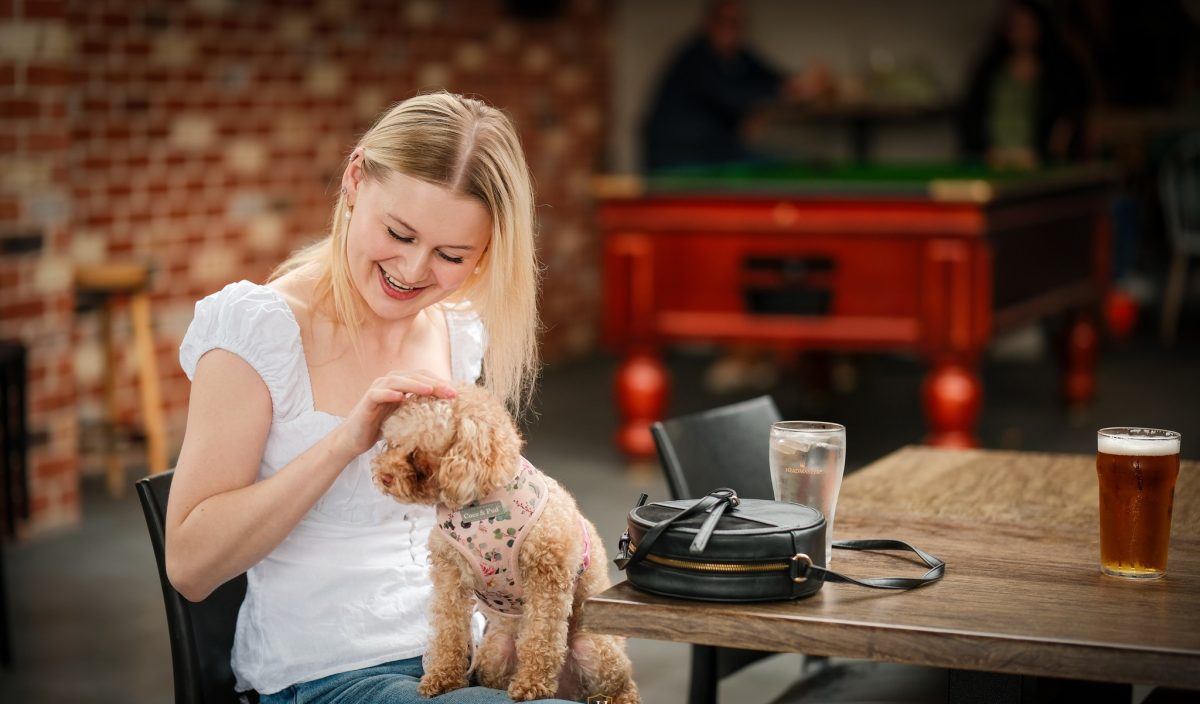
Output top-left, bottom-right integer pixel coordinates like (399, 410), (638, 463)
(959, 0), (1090, 169)
(166, 92), (572, 703)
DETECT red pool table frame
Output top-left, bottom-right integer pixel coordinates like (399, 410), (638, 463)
(598, 172), (1113, 458)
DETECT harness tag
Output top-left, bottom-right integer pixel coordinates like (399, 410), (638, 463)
(461, 501), (505, 522)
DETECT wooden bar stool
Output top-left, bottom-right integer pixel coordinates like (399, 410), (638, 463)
(74, 262), (168, 497)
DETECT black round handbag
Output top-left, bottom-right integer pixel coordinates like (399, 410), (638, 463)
(615, 488), (945, 602)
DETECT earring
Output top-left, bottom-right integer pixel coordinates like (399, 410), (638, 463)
(474, 266), (481, 274)
(344, 206), (353, 220)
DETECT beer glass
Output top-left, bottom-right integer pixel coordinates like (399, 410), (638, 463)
(1096, 427), (1182, 579)
(768, 421), (846, 566)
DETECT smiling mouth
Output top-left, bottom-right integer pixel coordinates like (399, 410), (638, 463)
(380, 266), (421, 292)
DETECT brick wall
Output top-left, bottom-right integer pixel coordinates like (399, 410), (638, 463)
(1, 0), (610, 533)
(1, 0), (78, 530)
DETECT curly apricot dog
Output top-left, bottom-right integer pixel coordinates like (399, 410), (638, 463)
(372, 385), (639, 703)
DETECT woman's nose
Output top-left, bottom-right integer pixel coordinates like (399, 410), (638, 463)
(398, 249), (431, 282)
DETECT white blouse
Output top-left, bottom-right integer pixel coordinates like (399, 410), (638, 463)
(179, 280), (485, 695)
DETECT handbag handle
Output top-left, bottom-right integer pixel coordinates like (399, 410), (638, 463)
(617, 490), (945, 591)
(614, 488), (740, 570)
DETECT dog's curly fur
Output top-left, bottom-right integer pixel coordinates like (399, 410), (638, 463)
(372, 385), (640, 703)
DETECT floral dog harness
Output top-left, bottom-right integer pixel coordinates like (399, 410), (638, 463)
(436, 458), (591, 616)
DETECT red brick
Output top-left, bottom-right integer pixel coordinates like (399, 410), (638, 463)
(84, 212), (113, 227)
(80, 37), (109, 55)
(0, 195), (18, 220)
(35, 457), (74, 479)
(24, 0), (67, 19)
(81, 97), (108, 112)
(31, 392), (73, 415)
(102, 12), (129, 29)
(104, 68), (131, 83)
(0, 99), (40, 119)
(124, 38), (150, 56)
(81, 155), (110, 171)
(26, 131), (67, 152)
(26, 64), (72, 87)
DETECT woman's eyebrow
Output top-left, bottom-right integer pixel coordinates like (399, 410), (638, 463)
(385, 212), (420, 235)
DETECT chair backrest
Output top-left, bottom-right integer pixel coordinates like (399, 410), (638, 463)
(650, 395), (781, 501)
(136, 471), (251, 704)
(1160, 131), (1200, 254)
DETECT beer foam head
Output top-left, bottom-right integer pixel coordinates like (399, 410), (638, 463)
(1097, 428), (1180, 456)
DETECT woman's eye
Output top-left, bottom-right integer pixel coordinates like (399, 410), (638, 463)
(386, 227), (414, 243)
(387, 228), (464, 264)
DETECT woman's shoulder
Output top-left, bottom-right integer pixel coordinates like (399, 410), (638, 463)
(181, 279), (313, 417)
(192, 280), (297, 331)
(181, 280), (302, 376)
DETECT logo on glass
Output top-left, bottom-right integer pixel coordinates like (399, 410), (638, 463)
(784, 465), (824, 475)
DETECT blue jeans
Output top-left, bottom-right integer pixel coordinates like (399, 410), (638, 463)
(258, 657), (578, 704)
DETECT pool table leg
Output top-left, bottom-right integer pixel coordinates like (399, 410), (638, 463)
(614, 351), (669, 459)
(1062, 313), (1099, 408)
(922, 360), (982, 448)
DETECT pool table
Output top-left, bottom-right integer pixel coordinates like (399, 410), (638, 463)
(596, 163), (1116, 458)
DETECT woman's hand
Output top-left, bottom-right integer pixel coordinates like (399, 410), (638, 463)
(333, 370), (458, 457)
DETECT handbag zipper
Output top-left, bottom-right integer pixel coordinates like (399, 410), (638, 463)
(627, 540), (791, 573)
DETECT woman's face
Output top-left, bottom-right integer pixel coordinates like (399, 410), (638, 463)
(342, 163), (491, 322)
(1006, 5), (1041, 52)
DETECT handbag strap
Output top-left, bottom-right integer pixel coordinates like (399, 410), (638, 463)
(793, 539), (945, 590)
(617, 490), (946, 591)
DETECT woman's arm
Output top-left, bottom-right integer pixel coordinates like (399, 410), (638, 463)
(164, 349), (455, 602)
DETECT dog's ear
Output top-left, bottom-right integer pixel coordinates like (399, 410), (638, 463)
(437, 389), (523, 509)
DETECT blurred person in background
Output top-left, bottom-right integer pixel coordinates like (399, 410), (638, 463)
(959, 0), (1092, 170)
(642, 0), (835, 172)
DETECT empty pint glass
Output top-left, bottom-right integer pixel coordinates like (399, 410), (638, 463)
(769, 421), (846, 565)
(1096, 427), (1181, 579)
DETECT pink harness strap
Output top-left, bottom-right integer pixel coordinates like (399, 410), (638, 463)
(439, 458), (593, 616)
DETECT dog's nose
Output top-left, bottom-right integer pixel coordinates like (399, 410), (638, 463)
(379, 473), (394, 486)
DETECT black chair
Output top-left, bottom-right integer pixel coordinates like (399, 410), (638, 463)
(136, 471), (257, 704)
(0, 340), (29, 668)
(651, 395), (790, 704)
(651, 396), (946, 704)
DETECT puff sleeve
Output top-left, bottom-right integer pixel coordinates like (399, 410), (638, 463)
(179, 281), (309, 420)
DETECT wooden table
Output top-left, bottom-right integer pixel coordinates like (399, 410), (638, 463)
(596, 165), (1114, 458)
(581, 446), (1200, 700)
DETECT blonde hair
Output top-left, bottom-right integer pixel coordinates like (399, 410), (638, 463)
(271, 91), (541, 415)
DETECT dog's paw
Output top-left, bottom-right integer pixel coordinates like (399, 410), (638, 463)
(418, 672), (468, 697)
(507, 677), (556, 701)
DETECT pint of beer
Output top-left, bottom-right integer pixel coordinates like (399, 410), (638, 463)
(1096, 427), (1181, 579)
